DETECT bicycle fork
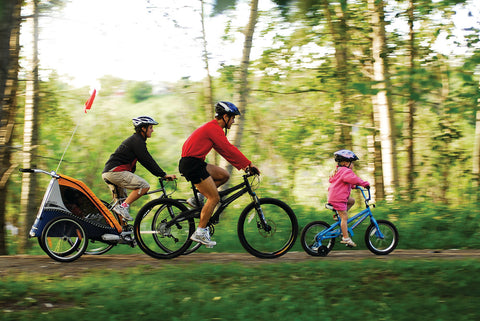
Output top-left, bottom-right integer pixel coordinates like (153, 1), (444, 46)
(248, 195), (272, 232)
(369, 216), (385, 239)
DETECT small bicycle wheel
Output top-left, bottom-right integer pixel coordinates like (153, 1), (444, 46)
(300, 221), (335, 256)
(40, 216), (88, 262)
(238, 198), (298, 259)
(364, 219), (398, 255)
(134, 198), (195, 259)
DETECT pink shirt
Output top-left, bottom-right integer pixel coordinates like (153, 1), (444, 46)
(328, 166), (369, 210)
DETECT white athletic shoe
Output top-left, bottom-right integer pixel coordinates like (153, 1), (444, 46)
(190, 229), (216, 247)
(113, 204), (133, 221)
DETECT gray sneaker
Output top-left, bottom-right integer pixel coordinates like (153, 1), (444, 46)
(113, 204), (133, 221)
(187, 194), (205, 208)
(190, 229), (216, 247)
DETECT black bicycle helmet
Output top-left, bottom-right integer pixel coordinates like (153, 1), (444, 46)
(215, 101), (241, 117)
(334, 149), (359, 163)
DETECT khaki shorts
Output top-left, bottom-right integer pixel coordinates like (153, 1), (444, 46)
(102, 171), (150, 199)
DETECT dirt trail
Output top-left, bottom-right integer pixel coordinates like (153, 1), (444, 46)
(1, 250), (479, 276)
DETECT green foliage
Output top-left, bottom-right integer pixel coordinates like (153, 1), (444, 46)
(126, 81), (153, 103)
(2, 260), (480, 320)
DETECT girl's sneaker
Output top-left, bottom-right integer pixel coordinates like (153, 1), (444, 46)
(340, 237), (356, 247)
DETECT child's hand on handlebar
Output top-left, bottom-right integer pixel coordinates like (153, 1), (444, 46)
(163, 174), (177, 181)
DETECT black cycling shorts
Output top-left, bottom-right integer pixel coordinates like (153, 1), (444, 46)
(179, 157), (210, 184)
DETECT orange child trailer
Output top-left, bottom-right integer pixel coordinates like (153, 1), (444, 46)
(22, 168), (132, 262)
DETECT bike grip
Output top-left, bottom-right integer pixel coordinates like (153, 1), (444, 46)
(19, 168), (34, 173)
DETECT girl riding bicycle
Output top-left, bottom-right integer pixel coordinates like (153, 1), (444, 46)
(327, 149), (370, 247)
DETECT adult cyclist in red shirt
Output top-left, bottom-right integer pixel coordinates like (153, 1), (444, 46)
(179, 101), (260, 247)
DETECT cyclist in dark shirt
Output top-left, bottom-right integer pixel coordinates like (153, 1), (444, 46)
(102, 116), (176, 220)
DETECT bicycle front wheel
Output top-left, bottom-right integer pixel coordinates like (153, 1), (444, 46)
(40, 216), (88, 262)
(300, 221), (335, 256)
(238, 198), (298, 259)
(364, 219), (399, 255)
(134, 198), (194, 259)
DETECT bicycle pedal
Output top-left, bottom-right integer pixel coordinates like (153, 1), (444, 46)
(205, 244), (215, 249)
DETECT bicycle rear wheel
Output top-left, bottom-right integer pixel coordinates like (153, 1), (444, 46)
(300, 221), (336, 256)
(364, 219), (398, 255)
(238, 198), (298, 259)
(134, 198), (194, 259)
(40, 216), (88, 262)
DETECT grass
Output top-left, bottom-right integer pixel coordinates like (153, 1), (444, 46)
(1, 258), (479, 321)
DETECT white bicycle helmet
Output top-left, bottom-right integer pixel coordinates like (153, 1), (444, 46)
(334, 149), (359, 163)
(132, 116), (158, 128)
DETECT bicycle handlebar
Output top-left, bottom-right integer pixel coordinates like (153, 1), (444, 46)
(19, 168), (59, 178)
(355, 185), (371, 202)
(245, 167), (260, 177)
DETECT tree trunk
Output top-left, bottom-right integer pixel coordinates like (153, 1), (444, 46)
(368, 109), (385, 201)
(473, 82), (480, 201)
(404, 0), (416, 201)
(368, 0), (397, 201)
(0, 0), (23, 255)
(321, 0), (352, 149)
(18, 0), (39, 253)
(200, 0), (217, 164)
(200, 0), (214, 120)
(220, 0), (258, 178)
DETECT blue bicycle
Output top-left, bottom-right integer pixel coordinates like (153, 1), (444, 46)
(300, 186), (398, 256)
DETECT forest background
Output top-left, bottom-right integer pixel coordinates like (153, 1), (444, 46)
(1, 0), (480, 255)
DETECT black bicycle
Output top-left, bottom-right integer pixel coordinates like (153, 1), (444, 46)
(134, 170), (298, 259)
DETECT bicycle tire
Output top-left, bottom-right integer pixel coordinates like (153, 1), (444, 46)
(364, 219), (398, 255)
(40, 216), (88, 263)
(85, 241), (115, 255)
(237, 198), (298, 259)
(134, 198), (194, 259)
(85, 200), (117, 255)
(300, 220), (336, 256)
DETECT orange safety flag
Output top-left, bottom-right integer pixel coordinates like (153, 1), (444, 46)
(84, 89), (97, 113)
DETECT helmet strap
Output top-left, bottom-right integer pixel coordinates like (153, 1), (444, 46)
(222, 114), (231, 136)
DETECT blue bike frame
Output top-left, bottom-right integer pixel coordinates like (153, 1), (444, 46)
(314, 187), (385, 245)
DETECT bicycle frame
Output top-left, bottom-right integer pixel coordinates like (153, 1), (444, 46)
(164, 173), (265, 228)
(315, 187), (385, 244)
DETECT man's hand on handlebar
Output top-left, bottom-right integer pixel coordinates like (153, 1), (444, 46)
(162, 174), (177, 181)
(246, 164), (260, 176)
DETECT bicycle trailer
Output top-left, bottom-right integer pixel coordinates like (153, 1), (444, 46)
(29, 172), (123, 241)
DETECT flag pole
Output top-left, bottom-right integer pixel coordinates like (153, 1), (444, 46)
(55, 89), (96, 172)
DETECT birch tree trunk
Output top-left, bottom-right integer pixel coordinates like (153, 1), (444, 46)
(18, 0), (39, 253)
(368, 0), (397, 201)
(0, 0), (23, 255)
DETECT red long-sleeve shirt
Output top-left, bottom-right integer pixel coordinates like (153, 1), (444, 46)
(181, 120), (251, 170)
